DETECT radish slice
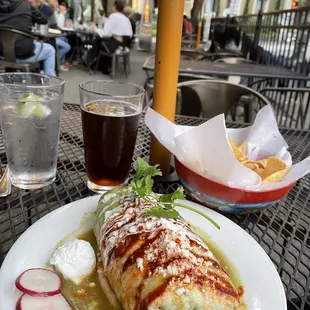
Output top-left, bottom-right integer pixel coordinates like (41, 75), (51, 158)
(15, 268), (62, 297)
(16, 294), (72, 310)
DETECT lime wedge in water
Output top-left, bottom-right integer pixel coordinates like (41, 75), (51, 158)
(17, 93), (51, 119)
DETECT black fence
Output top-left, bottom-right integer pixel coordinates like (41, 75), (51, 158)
(210, 7), (310, 75)
(210, 8), (310, 130)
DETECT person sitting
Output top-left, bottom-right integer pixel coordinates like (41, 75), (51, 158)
(58, 0), (73, 21)
(30, 0), (57, 27)
(0, 0), (56, 76)
(183, 15), (193, 35)
(47, 0), (71, 71)
(87, 0), (132, 74)
(123, 6), (136, 48)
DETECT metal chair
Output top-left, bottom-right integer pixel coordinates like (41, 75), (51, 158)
(0, 27), (42, 72)
(213, 57), (256, 84)
(181, 34), (200, 49)
(143, 74), (217, 105)
(180, 49), (209, 61)
(259, 87), (310, 129)
(176, 80), (270, 123)
(213, 57), (256, 64)
(180, 49), (244, 62)
(94, 36), (131, 78)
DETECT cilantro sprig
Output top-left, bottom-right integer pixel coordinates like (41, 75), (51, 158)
(131, 158), (220, 229)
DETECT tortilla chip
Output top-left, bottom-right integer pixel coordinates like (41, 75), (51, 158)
(262, 157), (287, 179)
(241, 160), (259, 171)
(228, 137), (238, 149)
(262, 169), (289, 183)
(228, 138), (247, 161)
(228, 138), (288, 184)
(238, 141), (247, 156)
(258, 159), (268, 168)
(253, 167), (265, 177)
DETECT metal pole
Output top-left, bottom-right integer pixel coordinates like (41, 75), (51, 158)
(91, 0), (95, 22)
(149, 0), (184, 175)
(196, 0), (205, 50)
(250, 10), (262, 61)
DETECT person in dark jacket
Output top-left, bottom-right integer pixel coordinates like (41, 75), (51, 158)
(30, 0), (57, 28)
(0, 0), (56, 75)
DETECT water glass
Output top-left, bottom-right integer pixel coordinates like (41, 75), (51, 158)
(40, 24), (48, 35)
(0, 73), (65, 189)
(79, 81), (145, 193)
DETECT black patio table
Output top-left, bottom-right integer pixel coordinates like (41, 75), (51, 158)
(31, 30), (65, 39)
(143, 55), (310, 81)
(0, 103), (310, 310)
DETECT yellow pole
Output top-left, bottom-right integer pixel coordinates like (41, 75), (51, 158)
(149, 0), (184, 175)
(196, 0), (205, 50)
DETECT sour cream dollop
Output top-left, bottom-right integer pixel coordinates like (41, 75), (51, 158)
(50, 238), (96, 285)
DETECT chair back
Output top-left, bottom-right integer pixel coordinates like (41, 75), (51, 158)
(143, 74), (216, 104)
(0, 27), (36, 63)
(176, 79), (270, 122)
(214, 57), (255, 64)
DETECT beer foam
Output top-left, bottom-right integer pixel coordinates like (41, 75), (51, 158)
(85, 100), (141, 117)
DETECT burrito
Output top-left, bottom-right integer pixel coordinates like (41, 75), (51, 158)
(94, 159), (243, 310)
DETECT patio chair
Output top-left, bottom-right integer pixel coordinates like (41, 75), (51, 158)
(0, 27), (42, 72)
(94, 36), (131, 78)
(259, 87), (310, 129)
(181, 34), (199, 49)
(213, 57), (256, 84)
(180, 49), (210, 61)
(213, 57), (256, 64)
(176, 80), (270, 123)
(143, 74), (217, 107)
(146, 80), (270, 122)
(180, 49), (243, 62)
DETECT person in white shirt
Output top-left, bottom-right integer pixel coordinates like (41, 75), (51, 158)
(86, 0), (132, 74)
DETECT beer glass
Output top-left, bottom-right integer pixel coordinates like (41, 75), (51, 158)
(79, 81), (145, 193)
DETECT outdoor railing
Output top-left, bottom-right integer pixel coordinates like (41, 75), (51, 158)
(210, 8), (310, 130)
(210, 7), (310, 75)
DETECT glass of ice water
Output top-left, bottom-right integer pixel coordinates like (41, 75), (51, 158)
(0, 73), (65, 189)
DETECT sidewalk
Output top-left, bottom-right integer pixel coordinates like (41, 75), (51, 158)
(60, 48), (153, 104)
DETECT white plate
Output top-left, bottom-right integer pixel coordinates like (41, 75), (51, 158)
(0, 196), (287, 310)
(48, 28), (62, 34)
(60, 27), (75, 31)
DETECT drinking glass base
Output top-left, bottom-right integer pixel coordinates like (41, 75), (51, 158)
(87, 179), (128, 194)
(11, 177), (56, 190)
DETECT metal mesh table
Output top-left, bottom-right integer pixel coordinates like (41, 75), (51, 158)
(1, 103), (310, 310)
(143, 56), (310, 80)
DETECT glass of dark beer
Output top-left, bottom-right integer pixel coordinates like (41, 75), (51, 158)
(79, 81), (145, 193)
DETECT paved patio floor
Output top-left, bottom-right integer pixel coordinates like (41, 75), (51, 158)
(60, 48), (153, 104)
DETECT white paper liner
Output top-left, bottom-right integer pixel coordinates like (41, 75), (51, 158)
(145, 105), (310, 191)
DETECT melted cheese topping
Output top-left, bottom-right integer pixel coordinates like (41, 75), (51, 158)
(100, 198), (216, 283)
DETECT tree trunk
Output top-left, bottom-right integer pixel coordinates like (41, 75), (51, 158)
(191, 0), (202, 22)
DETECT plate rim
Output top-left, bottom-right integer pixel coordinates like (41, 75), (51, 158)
(0, 196), (287, 310)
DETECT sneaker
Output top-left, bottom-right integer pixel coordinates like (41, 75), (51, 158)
(60, 65), (69, 72)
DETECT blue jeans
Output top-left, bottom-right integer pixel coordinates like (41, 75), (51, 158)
(17, 41), (56, 76)
(56, 37), (71, 65)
